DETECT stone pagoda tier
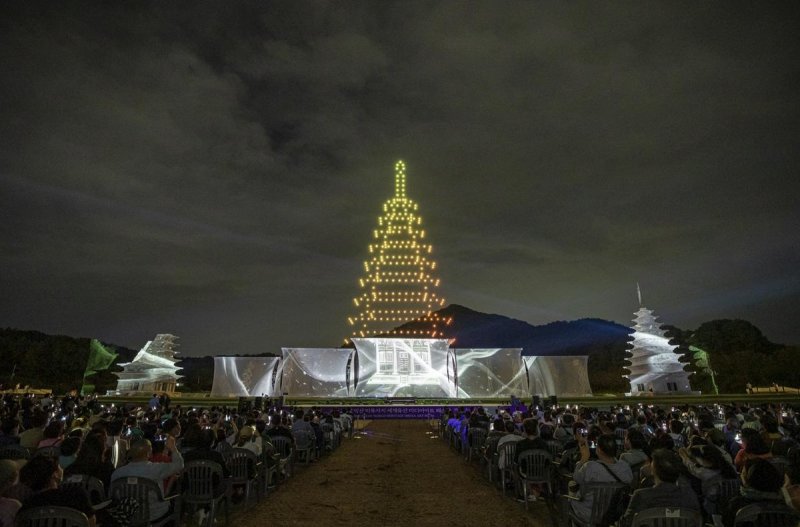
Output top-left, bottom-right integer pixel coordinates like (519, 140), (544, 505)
(113, 333), (183, 395)
(625, 305), (693, 396)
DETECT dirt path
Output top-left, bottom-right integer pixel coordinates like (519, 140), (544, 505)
(233, 420), (554, 527)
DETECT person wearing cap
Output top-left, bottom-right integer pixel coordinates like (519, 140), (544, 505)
(0, 459), (22, 527)
(234, 426), (262, 457)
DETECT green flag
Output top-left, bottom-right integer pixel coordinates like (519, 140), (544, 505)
(81, 339), (118, 395)
(689, 345), (719, 395)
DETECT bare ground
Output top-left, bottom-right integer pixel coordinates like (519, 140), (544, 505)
(231, 420), (556, 527)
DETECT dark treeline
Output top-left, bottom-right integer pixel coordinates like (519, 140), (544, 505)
(2, 316), (798, 395)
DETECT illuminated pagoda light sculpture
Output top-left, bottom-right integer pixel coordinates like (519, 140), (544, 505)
(113, 334), (183, 395)
(624, 285), (692, 395)
(347, 160), (449, 343)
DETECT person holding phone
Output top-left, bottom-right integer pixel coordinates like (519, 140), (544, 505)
(569, 434), (633, 525)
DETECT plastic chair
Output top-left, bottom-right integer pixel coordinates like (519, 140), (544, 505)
(563, 482), (630, 527)
(631, 507), (703, 527)
(15, 505), (90, 527)
(706, 478), (741, 516)
(227, 448), (262, 506)
(60, 474), (106, 505)
(0, 444), (30, 460)
(321, 423), (338, 451)
(515, 449), (553, 510)
(467, 428), (487, 462)
(270, 436), (294, 479)
(628, 461), (646, 491)
(733, 502), (799, 527)
(109, 475), (181, 527)
(294, 430), (316, 465)
(182, 460), (229, 527)
(215, 440), (233, 454)
(33, 446), (60, 459)
(768, 457), (791, 479)
(545, 440), (563, 460)
(258, 437), (279, 489)
(496, 441), (518, 496)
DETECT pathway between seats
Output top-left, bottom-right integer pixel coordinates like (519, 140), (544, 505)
(233, 420), (552, 527)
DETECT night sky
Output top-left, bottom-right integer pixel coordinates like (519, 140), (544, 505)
(1, 3), (798, 357)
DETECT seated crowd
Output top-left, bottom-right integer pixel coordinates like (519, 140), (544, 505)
(442, 400), (800, 526)
(0, 392), (352, 526)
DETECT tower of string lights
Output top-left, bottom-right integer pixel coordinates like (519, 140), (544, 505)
(346, 160), (447, 344)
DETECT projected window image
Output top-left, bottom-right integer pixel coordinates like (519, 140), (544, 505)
(352, 338), (455, 397)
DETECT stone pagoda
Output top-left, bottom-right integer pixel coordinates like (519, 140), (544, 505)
(624, 286), (692, 395)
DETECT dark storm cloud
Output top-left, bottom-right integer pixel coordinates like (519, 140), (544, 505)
(1, 2), (798, 355)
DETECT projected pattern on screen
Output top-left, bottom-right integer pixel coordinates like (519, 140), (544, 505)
(454, 348), (527, 398)
(523, 355), (593, 397)
(210, 357), (281, 397)
(279, 348), (355, 397)
(352, 338), (455, 397)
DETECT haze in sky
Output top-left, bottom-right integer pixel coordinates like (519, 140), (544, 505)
(1, 3), (798, 356)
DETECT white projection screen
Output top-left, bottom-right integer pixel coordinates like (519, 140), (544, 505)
(210, 357), (281, 397)
(454, 348), (527, 398)
(523, 355), (593, 397)
(278, 348), (355, 397)
(351, 338), (455, 397)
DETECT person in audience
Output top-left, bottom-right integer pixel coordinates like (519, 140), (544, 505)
(782, 461), (800, 513)
(734, 428), (773, 472)
(58, 436), (81, 469)
(496, 420), (523, 477)
(17, 456), (96, 527)
(678, 444), (737, 514)
(18, 412), (47, 452)
(513, 418), (549, 501)
(265, 415), (295, 447)
(620, 429), (649, 468)
(234, 426), (262, 457)
(554, 413), (574, 443)
(475, 407), (491, 428)
(105, 420), (128, 469)
(569, 433), (633, 524)
(181, 427), (230, 512)
(37, 420), (65, 449)
(619, 449), (701, 527)
(722, 458), (785, 527)
(111, 437), (183, 523)
(629, 414), (654, 438)
(483, 419), (506, 460)
(703, 427), (734, 465)
(0, 419), (21, 447)
(64, 433), (115, 491)
(668, 420), (686, 449)
(514, 418), (548, 462)
(0, 460), (21, 527)
(183, 428), (230, 479)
